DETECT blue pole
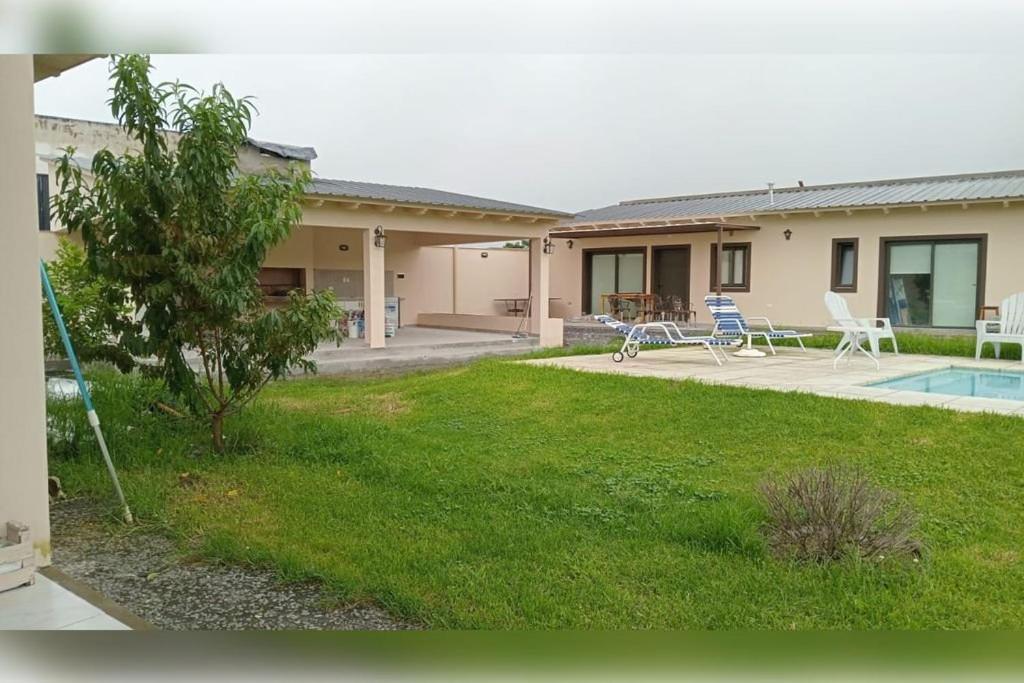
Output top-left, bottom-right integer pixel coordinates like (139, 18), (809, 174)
(40, 259), (133, 523)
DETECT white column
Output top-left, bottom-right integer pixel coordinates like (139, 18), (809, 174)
(0, 56), (51, 566)
(529, 237), (562, 347)
(362, 228), (386, 349)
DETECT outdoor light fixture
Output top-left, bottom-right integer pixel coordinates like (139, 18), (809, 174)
(567, 240), (574, 249)
(783, 228), (793, 241)
(542, 237), (555, 255)
(481, 251), (489, 258)
(373, 225), (387, 248)
(338, 244), (349, 251)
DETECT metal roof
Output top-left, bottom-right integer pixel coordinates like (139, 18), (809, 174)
(309, 177), (572, 218)
(557, 169), (1024, 230)
(246, 137), (317, 162)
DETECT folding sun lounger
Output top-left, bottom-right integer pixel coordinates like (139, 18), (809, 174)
(595, 314), (742, 366)
(704, 295), (812, 355)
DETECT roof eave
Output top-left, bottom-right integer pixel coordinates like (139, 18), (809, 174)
(303, 192), (570, 221)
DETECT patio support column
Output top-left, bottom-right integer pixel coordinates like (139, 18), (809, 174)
(0, 55), (51, 566)
(362, 227), (386, 349)
(716, 224), (723, 296)
(529, 236), (563, 347)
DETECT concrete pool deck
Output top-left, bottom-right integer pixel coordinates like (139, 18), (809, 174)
(527, 347), (1024, 417)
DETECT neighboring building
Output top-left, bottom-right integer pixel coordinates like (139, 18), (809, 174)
(34, 115), (569, 349)
(549, 171), (1024, 329)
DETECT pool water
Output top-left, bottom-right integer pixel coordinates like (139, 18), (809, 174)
(870, 367), (1024, 401)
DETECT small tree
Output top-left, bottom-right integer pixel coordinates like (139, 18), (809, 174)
(43, 238), (138, 373)
(54, 55), (340, 451)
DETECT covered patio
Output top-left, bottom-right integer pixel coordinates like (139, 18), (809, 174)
(550, 221), (761, 321)
(263, 180), (570, 350)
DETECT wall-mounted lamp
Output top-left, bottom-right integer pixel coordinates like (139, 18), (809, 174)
(481, 251), (489, 258)
(373, 225), (387, 248)
(783, 228), (793, 241)
(338, 244), (349, 251)
(567, 239), (574, 250)
(542, 237), (555, 255)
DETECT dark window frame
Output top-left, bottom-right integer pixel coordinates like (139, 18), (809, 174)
(581, 247), (647, 315)
(830, 237), (859, 292)
(876, 234), (988, 328)
(709, 242), (752, 293)
(37, 173), (51, 231)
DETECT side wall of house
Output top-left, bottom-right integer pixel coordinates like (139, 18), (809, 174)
(550, 203), (1024, 327)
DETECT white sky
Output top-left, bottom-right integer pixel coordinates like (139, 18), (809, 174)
(30, 5), (1024, 214)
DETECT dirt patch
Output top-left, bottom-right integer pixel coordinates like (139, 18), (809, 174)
(50, 498), (417, 630)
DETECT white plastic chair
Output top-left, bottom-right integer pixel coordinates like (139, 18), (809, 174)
(976, 293), (1024, 363)
(824, 291), (898, 369)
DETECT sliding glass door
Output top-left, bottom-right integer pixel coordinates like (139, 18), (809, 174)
(884, 238), (982, 328)
(585, 249), (645, 314)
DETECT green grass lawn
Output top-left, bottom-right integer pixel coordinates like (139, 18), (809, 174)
(49, 359), (1024, 628)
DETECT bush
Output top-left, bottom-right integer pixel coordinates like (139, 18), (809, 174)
(759, 466), (922, 563)
(42, 239), (137, 372)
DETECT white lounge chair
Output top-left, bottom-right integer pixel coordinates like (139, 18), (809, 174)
(824, 291), (898, 369)
(976, 293), (1024, 363)
(594, 314), (742, 366)
(704, 295), (812, 355)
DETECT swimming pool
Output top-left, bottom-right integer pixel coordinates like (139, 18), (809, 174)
(870, 367), (1024, 401)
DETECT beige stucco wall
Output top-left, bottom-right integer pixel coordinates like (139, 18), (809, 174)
(2, 56), (52, 566)
(453, 247), (529, 316)
(551, 203), (1024, 328)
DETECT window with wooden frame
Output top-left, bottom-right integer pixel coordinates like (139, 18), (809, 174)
(831, 238), (858, 292)
(709, 242), (751, 292)
(37, 174), (50, 231)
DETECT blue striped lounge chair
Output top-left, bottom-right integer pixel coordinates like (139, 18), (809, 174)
(704, 295), (812, 354)
(594, 314), (742, 366)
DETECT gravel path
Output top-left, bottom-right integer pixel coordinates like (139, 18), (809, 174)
(50, 498), (416, 630)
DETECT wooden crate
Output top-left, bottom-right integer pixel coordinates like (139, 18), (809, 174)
(0, 521), (35, 593)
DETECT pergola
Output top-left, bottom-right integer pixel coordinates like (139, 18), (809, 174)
(552, 221), (761, 295)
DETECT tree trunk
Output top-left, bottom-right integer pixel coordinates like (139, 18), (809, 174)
(211, 412), (225, 453)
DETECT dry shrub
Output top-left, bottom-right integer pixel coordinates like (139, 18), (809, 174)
(759, 466), (922, 563)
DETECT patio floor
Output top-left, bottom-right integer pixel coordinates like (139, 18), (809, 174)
(0, 573), (130, 630)
(527, 347), (1024, 417)
(309, 325), (538, 375)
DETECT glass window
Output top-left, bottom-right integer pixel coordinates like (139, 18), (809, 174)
(831, 239), (858, 291)
(586, 250), (646, 314)
(37, 174), (50, 231)
(885, 239), (981, 328)
(710, 243), (750, 291)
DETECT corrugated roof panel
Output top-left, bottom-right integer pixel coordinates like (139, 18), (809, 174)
(309, 178), (571, 217)
(558, 169), (1024, 228)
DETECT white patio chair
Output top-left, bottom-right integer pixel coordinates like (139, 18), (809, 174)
(976, 293), (1024, 363)
(824, 291), (898, 370)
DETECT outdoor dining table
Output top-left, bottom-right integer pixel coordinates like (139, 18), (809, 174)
(601, 292), (657, 321)
(494, 297), (562, 316)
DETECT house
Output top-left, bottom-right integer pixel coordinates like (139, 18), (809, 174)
(548, 171), (1024, 330)
(34, 116), (569, 350)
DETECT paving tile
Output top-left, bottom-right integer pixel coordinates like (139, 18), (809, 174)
(944, 396), (1024, 415)
(0, 576), (120, 630)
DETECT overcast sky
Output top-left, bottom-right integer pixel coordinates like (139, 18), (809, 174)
(32, 51), (1024, 213)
